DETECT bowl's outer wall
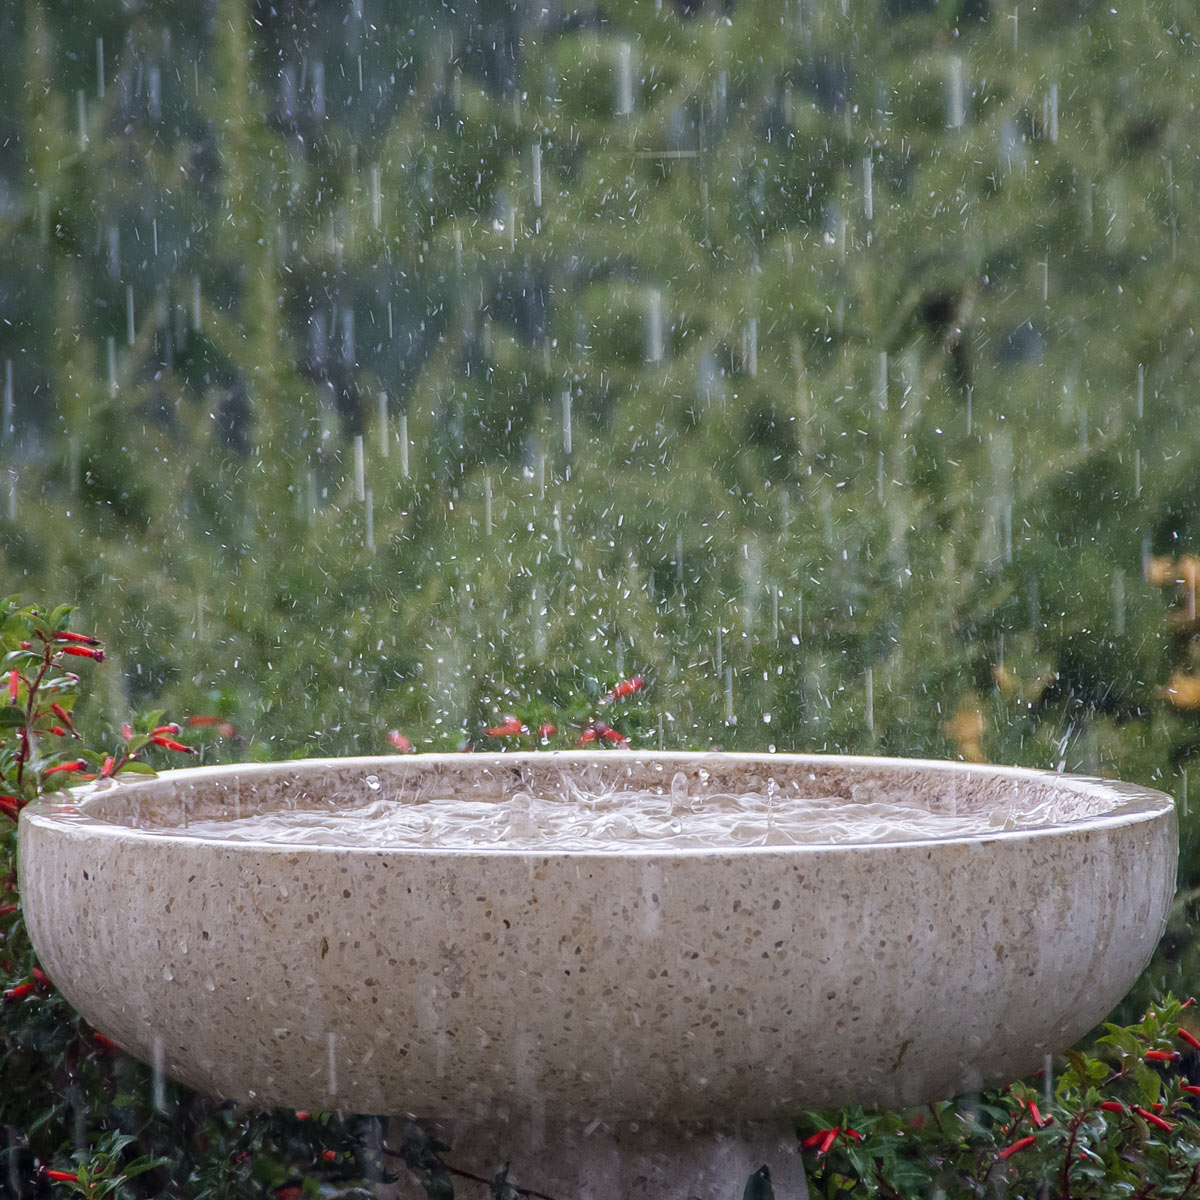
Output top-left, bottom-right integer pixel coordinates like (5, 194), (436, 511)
(19, 758), (1177, 1118)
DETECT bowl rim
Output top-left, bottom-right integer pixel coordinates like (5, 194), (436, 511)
(19, 751), (1176, 858)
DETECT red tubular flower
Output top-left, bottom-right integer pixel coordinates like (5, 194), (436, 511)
(484, 716), (527, 738)
(0, 902), (17, 918)
(43, 760), (88, 777)
(99, 756), (116, 778)
(1178, 1027), (1200, 1052)
(1098, 1100), (1125, 1113)
(578, 728), (598, 746)
(50, 702), (75, 730)
(294, 1110), (311, 1121)
(1026, 1099), (1048, 1127)
(52, 631), (102, 646)
(31, 967), (50, 990)
(3, 982), (34, 1002)
(49, 726), (68, 737)
(538, 722), (557, 739)
(801, 1130), (830, 1149)
(387, 730), (413, 752)
(92, 1032), (119, 1052)
(152, 723), (181, 736)
(1136, 1106), (1176, 1132)
(7, 669), (18, 703)
(607, 674), (646, 702)
(43, 1169), (80, 1183)
(596, 722), (629, 746)
(0, 795), (22, 822)
(1183, 1084), (1200, 1096)
(1145, 1049), (1179, 1062)
(150, 736), (194, 753)
(997, 1135), (1037, 1160)
(321, 1149), (337, 1162)
(120, 724), (133, 741)
(817, 1128), (839, 1155)
(60, 644), (104, 662)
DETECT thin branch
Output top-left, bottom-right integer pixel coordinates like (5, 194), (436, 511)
(376, 1141), (561, 1200)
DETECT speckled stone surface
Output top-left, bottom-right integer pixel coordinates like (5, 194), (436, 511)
(19, 753), (1176, 1121)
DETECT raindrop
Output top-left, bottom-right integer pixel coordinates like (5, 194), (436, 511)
(743, 317), (757, 377)
(326, 1031), (338, 1096)
(126, 286), (136, 346)
(561, 390), (572, 454)
(2, 361), (12, 437)
(365, 491), (375, 552)
(365, 775), (381, 792)
(646, 289), (664, 363)
(863, 156), (873, 221)
(7, 471), (17, 521)
(724, 665), (734, 724)
(95, 37), (104, 100)
(865, 668), (875, 734)
(1045, 84), (1059, 143)
(875, 350), (888, 410)
(1112, 571), (1125, 637)
(531, 141), (543, 208)
(353, 434), (366, 502)
(370, 164), (382, 230)
(947, 57), (965, 129)
(76, 90), (88, 151)
(191, 275), (202, 332)
(398, 413), (410, 479)
(151, 1035), (167, 1112)
(484, 475), (493, 536)
(106, 337), (118, 395)
(378, 393), (389, 458)
(1136, 363), (1144, 420)
(615, 41), (635, 117)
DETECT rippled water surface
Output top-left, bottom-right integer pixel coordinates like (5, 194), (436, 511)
(120, 770), (1110, 850)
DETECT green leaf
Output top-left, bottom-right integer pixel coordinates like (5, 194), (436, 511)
(45, 604), (76, 632)
(0, 707), (25, 729)
(114, 760), (157, 776)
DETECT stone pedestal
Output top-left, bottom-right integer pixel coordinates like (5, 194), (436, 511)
(388, 1117), (810, 1200)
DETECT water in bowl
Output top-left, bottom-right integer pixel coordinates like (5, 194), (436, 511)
(125, 769), (1113, 850)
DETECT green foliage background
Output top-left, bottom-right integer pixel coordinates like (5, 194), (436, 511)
(3, 0), (1200, 981)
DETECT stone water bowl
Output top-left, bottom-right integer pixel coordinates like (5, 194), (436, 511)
(19, 753), (1176, 1198)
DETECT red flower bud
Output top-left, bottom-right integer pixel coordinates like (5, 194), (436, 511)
(1098, 1100), (1125, 1113)
(50, 703), (75, 732)
(3, 982), (34, 1002)
(294, 1110), (311, 1121)
(52, 631), (102, 646)
(152, 723), (181, 736)
(997, 1135), (1037, 1160)
(538, 722), (557, 739)
(607, 674), (646, 702)
(121, 724), (133, 741)
(321, 1149), (337, 1162)
(1136, 1106), (1176, 1132)
(0, 902), (17, 918)
(92, 1032), (119, 1052)
(1145, 1049), (1179, 1062)
(99, 756), (116, 778)
(60, 645), (104, 661)
(185, 714), (222, 727)
(1178, 1027), (1200, 1052)
(484, 716), (527, 738)
(1026, 1100), (1048, 1127)
(0, 795), (22, 822)
(7, 669), (18, 703)
(150, 735), (194, 753)
(43, 1169), (80, 1183)
(388, 730), (413, 752)
(1183, 1084), (1200, 1096)
(43, 760), (88, 777)
(31, 966), (50, 990)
